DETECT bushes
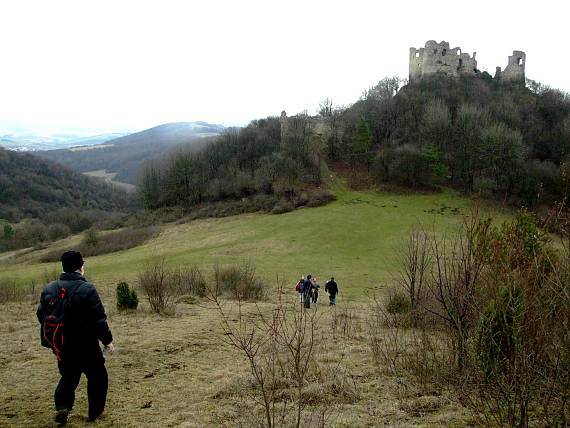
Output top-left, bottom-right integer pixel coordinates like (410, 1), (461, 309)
(170, 266), (207, 297)
(376, 209), (570, 426)
(0, 271), (55, 304)
(213, 262), (266, 301)
(83, 228), (100, 247)
(138, 258), (176, 314)
(271, 199), (294, 214)
(385, 291), (411, 315)
(116, 282), (139, 310)
(136, 260), (265, 314)
(271, 191), (335, 215)
(373, 145), (436, 189)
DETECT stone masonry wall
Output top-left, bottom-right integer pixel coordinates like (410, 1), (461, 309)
(409, 40), (477, 81)
(410, 40), (526, 83)
(500, 50), (526, 82)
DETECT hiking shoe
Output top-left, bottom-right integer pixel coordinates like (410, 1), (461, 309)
(88, 410), (103, 422)
(55, 409), (68, 425)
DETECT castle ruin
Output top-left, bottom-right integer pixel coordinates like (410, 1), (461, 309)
(495, 50), (526, 82)
(409, 40), (525, 83)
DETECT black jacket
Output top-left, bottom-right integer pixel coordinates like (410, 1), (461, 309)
(325, 280), (338, 296)
(37, 272), (113, 354)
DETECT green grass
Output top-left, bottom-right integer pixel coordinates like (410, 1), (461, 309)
(0, 189), (508, 301)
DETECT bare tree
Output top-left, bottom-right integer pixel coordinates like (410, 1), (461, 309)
(423, 212), (491, 371)
(396, 228), (431, 316)
(208, 280), (323, 428)
(318, 98), (333, 117)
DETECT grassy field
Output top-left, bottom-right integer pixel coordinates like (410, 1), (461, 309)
(0, 189), (508, 427)
(84, 170), (137, 193)
(0, 189), (495, 300)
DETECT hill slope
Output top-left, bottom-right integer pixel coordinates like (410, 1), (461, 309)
(0, 189), (504, 296)
(0, 147), (127, 221)
(35, 122), (225, 185)
(0, 189), (511, 427)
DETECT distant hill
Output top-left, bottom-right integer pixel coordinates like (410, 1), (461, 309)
(0, 132), (128, 151)
(36, 122), (224, 185)
(0, 147), (127, 222)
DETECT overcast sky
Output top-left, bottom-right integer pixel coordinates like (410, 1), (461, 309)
(1, 0), (568, 134)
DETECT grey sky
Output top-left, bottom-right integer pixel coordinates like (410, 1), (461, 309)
(1, 0), (568, 134)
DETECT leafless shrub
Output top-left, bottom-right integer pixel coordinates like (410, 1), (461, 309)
(401, 327), (455, 393)
(171, 266), (207, 297)
(331, 305), (359, 339)
(213, 261), (266, 301)
(368, 295), (407, 374)
(208, 280), (350, 427)
(0, 278), (22, 304)
(423, 211), (491, 372)
(383, 205), (570, 426)
(396, 228), (431, 316)
(138, 258), (176, 314)
(0, 269), (54, 304)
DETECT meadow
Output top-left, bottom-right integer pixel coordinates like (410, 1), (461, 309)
(0, 189), (504, 427)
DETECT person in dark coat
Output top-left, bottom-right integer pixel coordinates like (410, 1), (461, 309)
(302, 275), (313, 308)
(325, 277), (339, 305)
(37, 251), (114, 425)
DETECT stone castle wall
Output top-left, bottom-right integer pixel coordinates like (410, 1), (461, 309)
(409, 40), (477, 81)
(497, 50), (526, 82)
(410, 40), (525, 83)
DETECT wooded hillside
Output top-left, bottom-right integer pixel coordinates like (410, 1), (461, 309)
(0, 147), (127, 222)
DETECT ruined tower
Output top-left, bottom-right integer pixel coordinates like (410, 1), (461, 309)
(280, 110), (288, 145)
(409, 40), (477, 81)
(497, 50), (526, 82)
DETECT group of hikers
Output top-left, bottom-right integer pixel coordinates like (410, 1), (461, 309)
(295, 274), (339, 308)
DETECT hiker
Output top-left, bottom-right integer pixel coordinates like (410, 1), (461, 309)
(311, 277), (320, 304)
(302, 275), (313, 308)
(295, 276), (304, 303)
(325, 277), (339, 305)
(37, 251), (114, 425)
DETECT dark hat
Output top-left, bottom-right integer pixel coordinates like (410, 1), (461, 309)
(61, 251), (84, 273)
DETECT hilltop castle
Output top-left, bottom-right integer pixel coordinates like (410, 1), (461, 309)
(409, 40), (525, 82)
(280, 41), (527, 140)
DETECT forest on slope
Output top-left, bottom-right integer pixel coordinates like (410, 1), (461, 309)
(139, 75), (570, 211)
(0, 147), (127, 222)
(0, 148), (130, 251)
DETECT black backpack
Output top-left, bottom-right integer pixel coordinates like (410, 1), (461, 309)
(40, 281), (79, 361)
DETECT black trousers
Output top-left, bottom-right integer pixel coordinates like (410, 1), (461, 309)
(55, 352), (108, 419)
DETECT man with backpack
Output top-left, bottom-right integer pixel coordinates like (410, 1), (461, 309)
(295, 276), (304, 303)
(37, 251), (114, 425)
(302, 275), (313, 308)
(325, 277), (339, 305)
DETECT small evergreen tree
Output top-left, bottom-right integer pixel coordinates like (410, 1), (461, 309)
(83, 228), (100, 247)
(351, 117), (373, 170)
(3, 223), (15, 240)
(116, 282), (139, 310)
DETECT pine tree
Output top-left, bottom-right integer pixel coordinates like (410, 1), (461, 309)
(351, 117), (373, 170)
